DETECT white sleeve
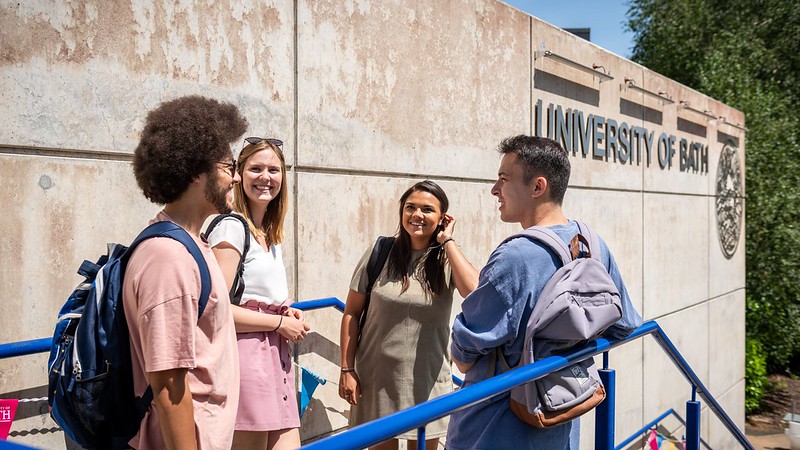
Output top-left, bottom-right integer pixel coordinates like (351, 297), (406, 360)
(206, 217), (247, 255)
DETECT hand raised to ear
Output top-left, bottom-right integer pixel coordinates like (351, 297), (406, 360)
(437, 213), (456, 244)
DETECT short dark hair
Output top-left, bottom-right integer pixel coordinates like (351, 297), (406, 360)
(133, 95), (248, 204)
(498, 135), (570, 204)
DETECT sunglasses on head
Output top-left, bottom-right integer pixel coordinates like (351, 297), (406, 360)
(244, 136), (283, 147)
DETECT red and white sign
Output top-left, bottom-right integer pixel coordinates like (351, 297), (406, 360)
(0, 399), (19, 440)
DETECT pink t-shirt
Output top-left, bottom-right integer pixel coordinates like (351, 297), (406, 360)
(122, 212), (240, 450)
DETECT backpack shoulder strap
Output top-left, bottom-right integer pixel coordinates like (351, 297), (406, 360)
(358, 236), (395, 344)
(129, 221), (211, 319)
(574, 221), (602, 262)
(491, 225), (576, 374)
(203, 213), (251, 305)
(366, 236), (394, 295)
(509, 226), (573, 266)
(203, 213), (251, 257)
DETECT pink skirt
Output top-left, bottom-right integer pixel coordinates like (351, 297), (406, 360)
(234, 300), (300, 431)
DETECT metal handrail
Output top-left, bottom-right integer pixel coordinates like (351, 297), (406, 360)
(0, 337), (51, 359)
(299, 321), (752, 450)
(0, 441), (35, 449)
(616, 408), (712, 450)
(0, 297), (348, 450)
(0, 300), (752, 450)
(0, 297), (345, 360)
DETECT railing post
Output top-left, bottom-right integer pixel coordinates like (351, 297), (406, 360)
(595, 367), (616, 450)
(417, 426), (426, 450)
(685, 399), (701, 450)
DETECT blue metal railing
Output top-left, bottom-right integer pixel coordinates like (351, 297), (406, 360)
(293, 296), (345, 312)
(616, 408), (712, 450)
(0, 297), (347, 450)
(0, 297), (345, 360)
(0, 338), (50, 360)
(298, 321), (753, 450)
(0, 298), (752, 450)
(0, 441), (35, 450)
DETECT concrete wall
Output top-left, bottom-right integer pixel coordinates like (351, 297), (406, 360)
(0, 1), (746, 449)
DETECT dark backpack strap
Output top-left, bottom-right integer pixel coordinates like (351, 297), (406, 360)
(124, 221), (214, 419)
(129, 221), (212, 318)
(574, 221), (602, 263)
(203, 213), (252, 257)
(358, 236), (395, 343)
(203, 213), (251, 304)
(120, 221), (211, 424)
(366, 236), (394, 294)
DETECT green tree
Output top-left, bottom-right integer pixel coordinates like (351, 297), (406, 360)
(627, 0), (800, 375)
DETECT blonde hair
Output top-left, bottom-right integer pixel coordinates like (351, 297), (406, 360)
(232, 140), (288, 245)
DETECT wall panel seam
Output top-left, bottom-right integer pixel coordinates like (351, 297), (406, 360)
(0, 146), (133, 161)
(292, 0), (300, 304)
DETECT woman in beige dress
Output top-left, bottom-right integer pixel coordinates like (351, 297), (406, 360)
(339, 180), (479, 450)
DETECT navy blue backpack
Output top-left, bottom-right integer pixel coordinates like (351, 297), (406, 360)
(47, 221), (211, 449)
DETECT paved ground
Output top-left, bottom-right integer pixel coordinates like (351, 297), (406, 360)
(743, 374), (800, 450)
(746, 426), (792, 450)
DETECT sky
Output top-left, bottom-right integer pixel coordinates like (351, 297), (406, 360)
(500, 1), (635, 58)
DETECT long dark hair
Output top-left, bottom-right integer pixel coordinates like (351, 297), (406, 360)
(387, 180), (450, 297)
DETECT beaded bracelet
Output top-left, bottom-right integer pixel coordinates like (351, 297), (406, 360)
(341, 367), (355, 373)
(441, 237), (455, 247)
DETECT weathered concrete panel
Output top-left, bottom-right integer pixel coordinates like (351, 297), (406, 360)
(707, 379), (746, 450)
(708, 291), (746, 394)
(563, 189), (644, 315)
(1, 1), (296, 156)
(0, 0), (746, 448)
(0, 153), (158, 446)
(296, 0), (531, 179)
(642, 303), (710, 425)
(0, 154), (158, 368)
(640, 76), (714, 196)
(643, 193), (710, 319)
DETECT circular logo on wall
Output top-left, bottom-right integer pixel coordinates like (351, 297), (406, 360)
(715, 141), (743, 259)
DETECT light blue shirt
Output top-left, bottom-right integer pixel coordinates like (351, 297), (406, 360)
(447, 221), (643, 450)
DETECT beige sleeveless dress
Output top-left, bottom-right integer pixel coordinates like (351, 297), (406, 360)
(349, 244), (454, 439)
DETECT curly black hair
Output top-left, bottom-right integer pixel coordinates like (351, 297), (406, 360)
(133, 95), (248, 204)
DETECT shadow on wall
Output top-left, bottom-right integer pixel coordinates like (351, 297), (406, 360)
(300, 397), (345, 443)
(297, 331), (340, 365)
(1, 385), (81, 449)
(534, 69), (600, 107)
(297, 331), (348, 440)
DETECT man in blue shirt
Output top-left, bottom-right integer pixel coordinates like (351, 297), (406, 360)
(447, 136), (642, 450)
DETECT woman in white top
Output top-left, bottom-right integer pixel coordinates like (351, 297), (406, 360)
(207, 137), (310, 450)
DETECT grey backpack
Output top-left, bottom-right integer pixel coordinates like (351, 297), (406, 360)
(495, 222), (622, 428)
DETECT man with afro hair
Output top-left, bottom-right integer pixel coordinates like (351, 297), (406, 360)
(123, 95), (248, 450)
